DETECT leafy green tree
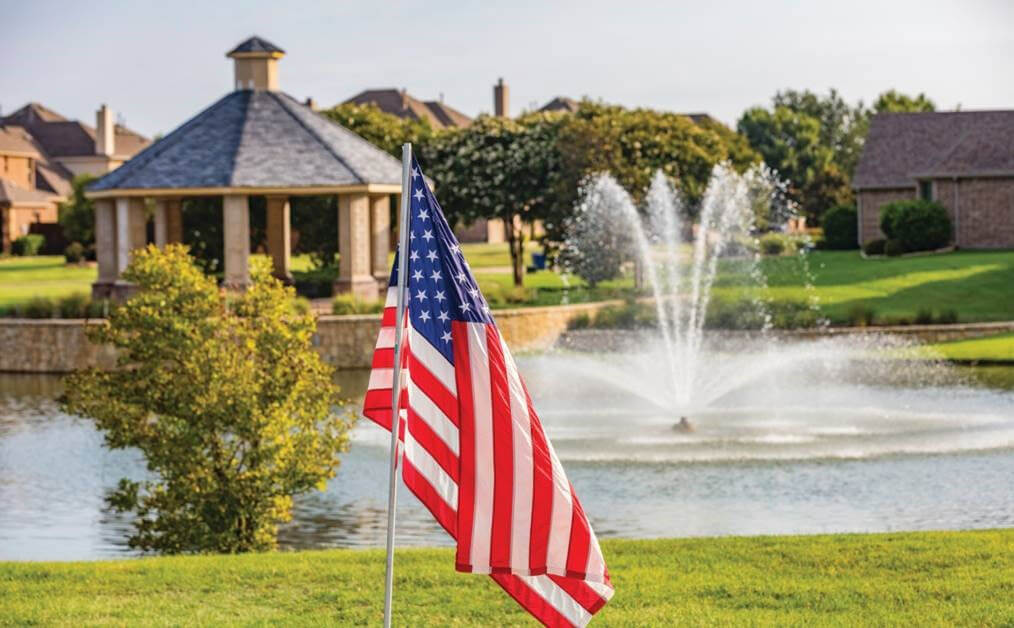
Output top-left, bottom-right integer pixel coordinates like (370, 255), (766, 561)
(872, 90), (936, 113)
(59, 174), (97, 248)
(426, 114), (562, 286)
(322, 102), (434, 157)
(773, 89), (867, 179)
(63, 245), (351, 553)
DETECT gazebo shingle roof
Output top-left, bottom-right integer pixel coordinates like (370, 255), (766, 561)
(227, 36), (285, 55)
(89, 90), (403, 192)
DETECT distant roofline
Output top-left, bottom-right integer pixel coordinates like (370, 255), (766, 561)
(86, 183), (401, 200)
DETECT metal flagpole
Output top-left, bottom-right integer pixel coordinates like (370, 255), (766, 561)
(383, 143), (413, 627)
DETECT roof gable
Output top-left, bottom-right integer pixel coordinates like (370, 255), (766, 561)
(228, 36), (285, 55)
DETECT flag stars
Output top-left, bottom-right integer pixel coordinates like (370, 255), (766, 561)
(450, 243), (461, 255)
(413, 188), (425, 202)
(469, 287), (479, 298)
(411, 166), (420, 180)
(418, 208), (429, 220)
(419, 310), (431, 323)
(459, 302), (471, 313)
(437, 310), (449, 322)
(455, 271), (468, 283)
(409, 249), (420, 262)
(422, 229), (434, 242)
(441, 330), (452, 343)
(426, 249), (438, 262)
(415, 289), (427, 302)
(430, 270), (442, 282)
(412, 269), (424, 282)
(434, 289), (446, 302)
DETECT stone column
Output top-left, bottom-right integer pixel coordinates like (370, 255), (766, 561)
(223, 195), (250, 289)
(153, 199), (168, 247)
(336, 192), (378, 300)
(92, 199), (117, 299)
(266, 196), (292, 282)
(369, 193), (390, 281)
(113, 197), (147, 299)
(166, 198), (184, 244)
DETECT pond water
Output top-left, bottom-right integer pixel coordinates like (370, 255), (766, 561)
(1, 353), (1013, 561)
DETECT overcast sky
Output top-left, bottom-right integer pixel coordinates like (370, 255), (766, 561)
(3, 0), (1012, 137)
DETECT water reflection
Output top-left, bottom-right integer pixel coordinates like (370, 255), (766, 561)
(0, 363), (1012, 561)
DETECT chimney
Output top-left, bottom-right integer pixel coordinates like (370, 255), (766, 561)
(95, 104), (114, 156)
(226, 36), (285, 91)
(400, 88), (409, 111)
(305, 97), (317, 111)
(494, 78), (509, 118)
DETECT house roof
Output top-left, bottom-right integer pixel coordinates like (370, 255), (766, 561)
(228, 36), (285, 56)
(0, 126), (42, 156)
(539, 97), (580, 113)
(0, 103), (149, 158)
(88, 89), (403, 195)
(343, 89), (472, 129)
(854, 110), (1014, 188)
(0, 177), (59, 207)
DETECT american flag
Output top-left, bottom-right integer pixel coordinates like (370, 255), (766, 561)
(363, 157), (613, 627)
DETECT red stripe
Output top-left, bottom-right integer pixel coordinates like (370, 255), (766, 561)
(547, 574), (608, 615)
(402, 458), (457, 537)
(525, 383), (554, 574)
(486, 325), (514, 570)
(565, 486), (591, 578)
(408, 352), (459, 425)
(362, 389), (392, 430)
(381, 306), (396, 326)
(452, 321), (477, 572)
(491, 574), (575, 628)
(372, 347), (394, 369)
(407, 407), (459, 482)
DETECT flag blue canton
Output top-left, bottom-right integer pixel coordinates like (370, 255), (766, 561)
(390, 157), (494, 364)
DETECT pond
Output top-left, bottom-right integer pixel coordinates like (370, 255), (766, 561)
(1, 349), (1012, 561)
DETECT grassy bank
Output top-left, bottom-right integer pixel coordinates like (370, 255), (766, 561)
(2, 530), (1012, 626)
(927, 332), (1014, 363)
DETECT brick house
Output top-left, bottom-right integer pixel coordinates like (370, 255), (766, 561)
(853, 111), (1014, 248)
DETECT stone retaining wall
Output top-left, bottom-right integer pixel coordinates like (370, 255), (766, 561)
(0, 301), (618, 373)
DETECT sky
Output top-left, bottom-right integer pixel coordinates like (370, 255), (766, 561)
(3, 0), (1013, 137)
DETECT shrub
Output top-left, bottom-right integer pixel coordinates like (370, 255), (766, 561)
(822, 204), (858, 250)
(332, 293), (384, 315)
(884, 239), (904, 257)
(915, 308), (934, 325)
(64, 242), (86, 264)
(58, 293), (90, 318)
(293, 267), (338, 299)
(63, 244), (352, 554)
(846, 304), (877, 327)
(937, 309), (959, 324)
(863, 238), (887, 256)
(12, 234), (45, 256)
(567, 313), (591, 330)
(22, 296), (56, 319)
(879, 200), (952, 252)
(758, 232), (791, 256)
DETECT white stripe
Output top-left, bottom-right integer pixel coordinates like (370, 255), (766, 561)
(404, 429), (458, 508)
(467, 322), (494, 570)
(584, 531), (607, 584)
(545, 445), (573, 575)
(384, 286), (399, 307)
(518, 575), (593, 627)
(500, 336), (533, 572)
(587, 579), (615, 600)
(407, 378), (459, 455)
(367, 367), (392, 390)
(375, 326), (395, 349)
(409, 325), (457, 394)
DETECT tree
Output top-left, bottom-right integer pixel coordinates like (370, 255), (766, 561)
(63, 245), (351, 553)
(773, 88), (867, 179)
(59, 174), (97, 249)
(426, 114), (562, 286)
(737, 106), (839, 222)
(873, 90), (936, 113)
(322, 102), (434, 158)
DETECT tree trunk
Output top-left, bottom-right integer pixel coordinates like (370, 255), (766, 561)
(505, 214), (524, 287)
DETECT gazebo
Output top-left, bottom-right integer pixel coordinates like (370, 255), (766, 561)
(86, 36), (402, 300)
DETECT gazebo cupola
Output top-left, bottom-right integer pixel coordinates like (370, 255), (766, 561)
(227, 35), (284, 91)
(86, 36), (403, 301)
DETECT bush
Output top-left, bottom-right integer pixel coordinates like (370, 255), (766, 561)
(759, 232), (789, 256)
(863, 238), (887, 256)
(332, 293), (384, 315)
(22, 296), (56, 319)
(293, 267), (338, 299)
(62, 244), (352, 554)
(915, 308), (934, 325)
(884, 239), (904, 257)
(64, 242), (86, 264)
(822, 204), (858, 250)
(846, 304), (877, 327)
(12, 234), (45, 256)
(879, 200), (952, 252)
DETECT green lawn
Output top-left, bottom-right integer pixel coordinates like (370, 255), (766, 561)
(925, 332), (1014, 362)
(1, 530), (1011, 626)
(0, 256), (97, 307)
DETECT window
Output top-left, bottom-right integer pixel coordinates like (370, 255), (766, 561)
(919, 180), (933, 201)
